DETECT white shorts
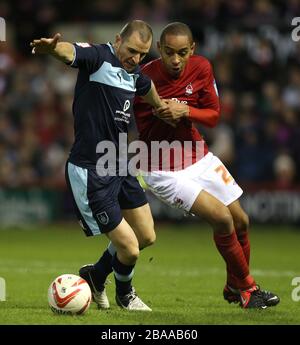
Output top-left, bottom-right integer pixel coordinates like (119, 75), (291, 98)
(142, 152), (243, 212)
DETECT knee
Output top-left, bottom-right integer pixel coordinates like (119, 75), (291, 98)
(140, 230), (156, 250)
(126, 240), (140, 261)
(117, 242), (140, 265)
(123, 246), (140, 264)
(129, 247), (140, 262)
(235, 212), (249, 234)
(211, 208), (234, 234)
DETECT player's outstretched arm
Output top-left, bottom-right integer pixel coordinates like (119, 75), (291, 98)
(30, 33), (74, 64)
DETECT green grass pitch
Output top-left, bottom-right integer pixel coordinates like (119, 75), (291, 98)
(0, 223), (299, 325)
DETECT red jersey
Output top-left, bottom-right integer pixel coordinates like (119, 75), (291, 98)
(134, 55), (220, 171)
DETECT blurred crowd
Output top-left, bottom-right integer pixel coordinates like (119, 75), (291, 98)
(0, 0), (299, 189)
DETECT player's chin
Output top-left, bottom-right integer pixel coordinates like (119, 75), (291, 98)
(124, 62), (136, 72)
(171, 69), (181, 78)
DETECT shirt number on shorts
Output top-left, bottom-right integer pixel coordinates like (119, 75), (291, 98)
(215, 165), (233, 185)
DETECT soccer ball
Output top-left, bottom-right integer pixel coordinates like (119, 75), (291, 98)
(48, 274), (92, 315)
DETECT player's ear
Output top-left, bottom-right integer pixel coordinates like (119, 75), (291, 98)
(115, 34), (122, 48)
(190, 42), (195, 55)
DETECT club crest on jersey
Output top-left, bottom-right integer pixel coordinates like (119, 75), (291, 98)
(185, 83), (193, 95)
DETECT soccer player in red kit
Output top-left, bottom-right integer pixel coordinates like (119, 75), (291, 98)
(134, 22), (280, 309)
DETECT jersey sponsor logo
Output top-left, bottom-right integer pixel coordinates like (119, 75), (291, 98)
(115, 100), (131, 124)
(75, 42), (91, 48)
(171, 97), (188, 105)
(97, 211), (109, 225)
(123, 100), (130, 112)
(185, 83), (193, 95)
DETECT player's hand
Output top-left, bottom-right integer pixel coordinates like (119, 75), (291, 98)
(153, 100), (177, 128)
(155, 99), (189, 122)
(30, 33), (61, 55)
(154, 102), (179, 128)
(154, 99), (188, 127)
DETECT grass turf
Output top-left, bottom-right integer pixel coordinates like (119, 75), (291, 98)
(0, 223), (299, 325)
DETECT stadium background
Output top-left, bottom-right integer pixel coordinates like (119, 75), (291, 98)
(0, 0), (300, 325)
(1, 0), (300, 225)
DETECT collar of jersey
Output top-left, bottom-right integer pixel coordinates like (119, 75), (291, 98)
(107, 42), (116, 56)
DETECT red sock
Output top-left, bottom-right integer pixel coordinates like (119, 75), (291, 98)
(227, 231), (251, 288)
(226, 268), (239, 289)
(237, 231), (250, 266)
(214, 231), (255, 290)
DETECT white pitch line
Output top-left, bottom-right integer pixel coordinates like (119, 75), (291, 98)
(0, 260), (298, 278)
(142, 266), (299, 278)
